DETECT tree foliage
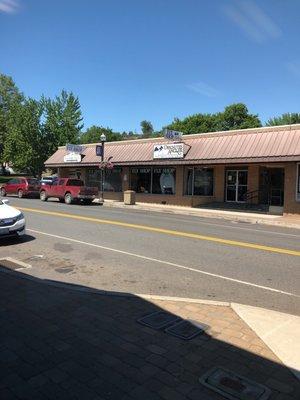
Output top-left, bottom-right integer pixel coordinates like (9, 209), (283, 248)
(140, 120), (154, 138)
(219, 103), (261, 131)
(164, 103), (261, 135)
(4, 98), (47, 176)
(80, 125), (122, 143)
(42, 90), (83, 153)
(266, 113), (300, 126)
(0, 74), (84, 176)
(0, 74), (24, 164)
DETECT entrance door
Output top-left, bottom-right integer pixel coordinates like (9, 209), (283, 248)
(226, 170), (248, 202)
(259, 168), (284, 206)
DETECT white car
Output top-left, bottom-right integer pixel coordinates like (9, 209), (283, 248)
(0, 199), (26, 238)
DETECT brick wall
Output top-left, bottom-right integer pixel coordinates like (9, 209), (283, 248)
(247, 165), (260, 204)
(283, 162), (300, 214)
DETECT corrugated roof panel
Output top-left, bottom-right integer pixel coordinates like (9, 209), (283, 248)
(273, 130), (288, 156)
(285, 131), (297, 155)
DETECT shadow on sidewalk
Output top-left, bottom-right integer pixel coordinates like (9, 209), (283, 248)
(0, 266), (299, 400)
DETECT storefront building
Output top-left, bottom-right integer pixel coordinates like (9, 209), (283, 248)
(45, 124), (300, 215)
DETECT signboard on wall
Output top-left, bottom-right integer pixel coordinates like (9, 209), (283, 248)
(153, 143), (184, 159)
(63, 153), (81, 163)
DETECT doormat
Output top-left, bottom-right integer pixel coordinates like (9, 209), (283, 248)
(165, 319), (206, 340)
(137, 311), (181, 329)
(199, 367), (271, 400)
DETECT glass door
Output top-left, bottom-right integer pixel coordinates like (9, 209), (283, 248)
(226, 170), (248, 202)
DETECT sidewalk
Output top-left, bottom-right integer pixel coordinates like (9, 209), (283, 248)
(0, 264), (299, 400)
(100, 199), (300, 230)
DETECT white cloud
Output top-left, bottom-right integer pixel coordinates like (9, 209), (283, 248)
(0, 0), (19, 14)
(186, 81), (220, 97)
(286, 61), (300, 78)
(223, 0), (281, 43)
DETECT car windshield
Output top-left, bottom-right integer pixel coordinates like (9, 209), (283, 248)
(67, 179), (84, 186)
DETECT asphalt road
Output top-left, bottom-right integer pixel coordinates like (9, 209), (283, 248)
(1, 197), (300, 315)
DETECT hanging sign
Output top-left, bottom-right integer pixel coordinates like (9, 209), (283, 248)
(66, 144), (85, 154)
(164, 129), (183, 140)
(63, 153), (81, 163)
(96, 145), (103, 157)
(153, 143), (184, 159)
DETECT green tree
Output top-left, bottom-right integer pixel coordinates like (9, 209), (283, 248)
(43, 90), (83, 153)
(140, 120), (154, 138)
(266, 113), (300, 126)
(0, 73), (24, 166)
(80, 125), (122, 143)
(164, 103), (261, 135)
(218, 103), (261, 131)
(164, 114), (218, 135)
(4, 98), (47, 176)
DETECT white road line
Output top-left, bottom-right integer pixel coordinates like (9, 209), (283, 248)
(28, 228), (300, 298)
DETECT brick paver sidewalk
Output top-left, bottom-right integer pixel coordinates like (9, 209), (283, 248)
(0, 269), (299, 400)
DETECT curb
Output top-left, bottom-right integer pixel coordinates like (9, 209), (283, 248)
(0, 263), (229, 306)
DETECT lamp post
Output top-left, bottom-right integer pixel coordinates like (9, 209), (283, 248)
(99, 132), (106, 204)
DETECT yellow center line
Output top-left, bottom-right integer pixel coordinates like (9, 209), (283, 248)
(19, 206), (300, 257)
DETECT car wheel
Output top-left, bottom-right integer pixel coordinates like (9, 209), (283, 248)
(64, 193), (72, 205)
(18, 189), (24, 198)
(40, 191), (47, 201)
(0, 187), (6, 197)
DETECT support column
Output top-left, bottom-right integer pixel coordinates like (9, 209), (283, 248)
(247, 165), (260, 204)
(214, 165), (225, 202)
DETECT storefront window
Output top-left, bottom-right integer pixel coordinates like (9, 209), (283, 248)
(104, 168), (122, 192)
(152, 168), (176, 194)
(86, 169), (100, 188)
(185, 167), (214, 196)
(86, 168), (123, 192)
(130, 168), (151, 193)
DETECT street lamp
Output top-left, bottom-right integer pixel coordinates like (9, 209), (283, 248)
(99, 133), (106, 204)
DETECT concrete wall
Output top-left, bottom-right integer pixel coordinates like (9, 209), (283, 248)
(283, 162), (300, 215)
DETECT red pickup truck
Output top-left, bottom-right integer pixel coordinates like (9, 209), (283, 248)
(40, 178), (98, 205)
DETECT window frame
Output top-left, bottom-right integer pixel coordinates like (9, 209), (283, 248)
(184, 166), (214, 197)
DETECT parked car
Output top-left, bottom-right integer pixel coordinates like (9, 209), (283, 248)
(0, 177), (41, 198)
(40, 178), (98, 205)
(0, 198), (26, 238)
(0, 165), (16, 175)
(40, 176), (58, 186)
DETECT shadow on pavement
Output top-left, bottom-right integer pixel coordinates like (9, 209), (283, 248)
(0, 267), (299, 400)
(0, 234), (36, 247)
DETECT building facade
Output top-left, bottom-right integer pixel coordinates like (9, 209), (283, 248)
(45, 124), (300, 215)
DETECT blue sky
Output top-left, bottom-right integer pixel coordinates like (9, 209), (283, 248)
(1, 0), (300, 132)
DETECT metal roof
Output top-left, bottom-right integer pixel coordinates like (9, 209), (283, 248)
(45, 124), (300, 167)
